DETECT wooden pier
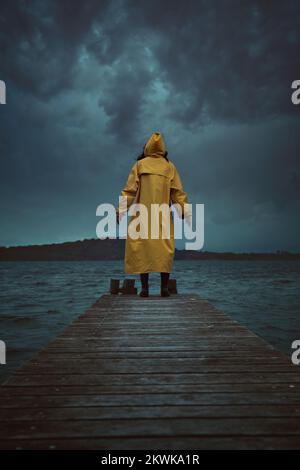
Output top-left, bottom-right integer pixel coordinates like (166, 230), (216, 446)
(1, 293), (300, 450)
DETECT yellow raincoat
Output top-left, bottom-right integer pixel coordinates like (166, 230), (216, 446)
(118, 132), (189, 274)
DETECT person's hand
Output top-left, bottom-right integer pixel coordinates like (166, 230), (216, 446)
(181, 209), (192, 226)
(185, 213), (192, 227)
(116, 211), (125, 224)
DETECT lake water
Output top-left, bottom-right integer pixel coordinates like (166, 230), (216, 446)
(0, 260), (300, 383)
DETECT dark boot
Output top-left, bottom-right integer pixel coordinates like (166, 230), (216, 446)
(139, 273), (149, 297)
(160, 272), (170, 297)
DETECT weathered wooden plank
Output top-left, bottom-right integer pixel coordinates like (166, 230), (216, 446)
(5, 372), (300, 387)
(1, 382), (298, 396)
(46, 338), (272, 348)
(17, 355), (292, 370)
(58, 327), (253, 336)
(16, 365), (293, 375)
(1, 404), (300, 421)
(22, 355), (290, 365)
(1, 436), (300, 450)
(2, 417), (300, 440)
(37, 350), (283, 358)
(2, 392), (300, 409)
(68, 320), (235, 325)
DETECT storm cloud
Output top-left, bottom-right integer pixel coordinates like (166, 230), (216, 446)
(0, 0), (299, 250)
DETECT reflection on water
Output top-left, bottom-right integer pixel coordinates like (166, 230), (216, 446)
(0, 260), (299, 382)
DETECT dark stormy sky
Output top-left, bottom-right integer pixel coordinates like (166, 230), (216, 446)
(0, 0), (300, 251)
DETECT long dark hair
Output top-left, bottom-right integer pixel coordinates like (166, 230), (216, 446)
(136, 144), (169, 161)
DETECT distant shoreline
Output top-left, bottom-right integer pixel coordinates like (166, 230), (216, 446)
(0, 238), (299, 261)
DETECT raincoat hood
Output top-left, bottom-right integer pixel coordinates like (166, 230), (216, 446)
(144, 132), (166, 158)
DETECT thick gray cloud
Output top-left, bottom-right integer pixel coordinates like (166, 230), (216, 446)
(0, 0), (299, 250)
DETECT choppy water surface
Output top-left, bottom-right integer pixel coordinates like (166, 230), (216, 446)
(0, 260), (299, 382)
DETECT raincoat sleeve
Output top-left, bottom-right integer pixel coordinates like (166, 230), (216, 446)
(117, 162), (139, 220)
(170, 165), (191, 219)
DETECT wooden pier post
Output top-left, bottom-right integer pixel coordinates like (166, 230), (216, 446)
(168, 279), (177, 294)
(109, 279), (120, 294)
(121, 279), (137, 295)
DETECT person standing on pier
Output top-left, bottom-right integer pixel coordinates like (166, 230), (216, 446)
(117, 132), (190, 297)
